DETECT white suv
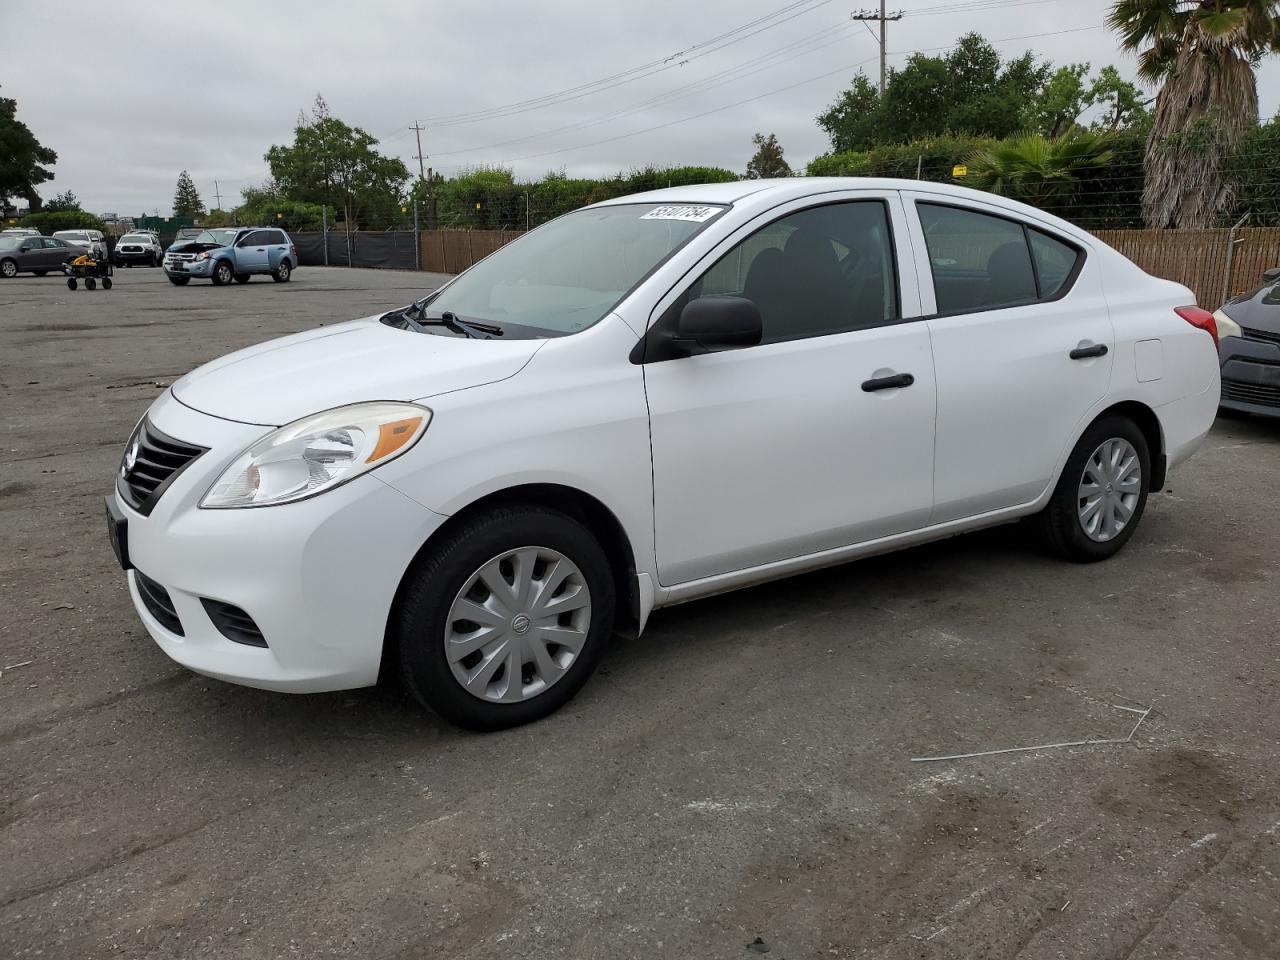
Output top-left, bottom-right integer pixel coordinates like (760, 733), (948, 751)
(114, 231), (163, 267)
(52, 229), (107, 259)
(108, 179), (1220, 730)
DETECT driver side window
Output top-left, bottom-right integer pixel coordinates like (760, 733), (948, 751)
(688, 200), (899, 345)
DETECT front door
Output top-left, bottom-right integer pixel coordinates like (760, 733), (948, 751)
(236, 230), (270, 272)
(643, 195), (937, 586)
(903, 195), (1115, 522)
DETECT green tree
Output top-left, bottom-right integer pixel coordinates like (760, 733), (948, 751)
(1086, 65), (1150, 131)
(0, 86), (57, 212)
(817, 34), (1051, 150)
(266, 94), (410, 228)
(744, 133), (792, 179)
(172, 170), (204, 217)
(816, 74), (884, 153)
(962, 131), (1115, 209)
(1026, 64), (1092, 137)
(44, 190), (80, 212)
(1108, 0), (1280, 227)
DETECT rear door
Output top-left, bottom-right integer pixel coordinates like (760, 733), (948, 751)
(902, 194), (1113, 522)
(265, 230), (290, 268)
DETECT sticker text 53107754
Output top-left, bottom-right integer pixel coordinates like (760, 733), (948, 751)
(640, 205), (719, 223)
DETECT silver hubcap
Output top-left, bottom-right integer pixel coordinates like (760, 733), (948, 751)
(1077, 437), (1141, 542)
(2, 261), (15, 277)
(445, 546), (591, 703)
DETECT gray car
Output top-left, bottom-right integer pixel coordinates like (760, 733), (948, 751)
(1215, 266), (1280, 417)
(0, 235), (82, 278)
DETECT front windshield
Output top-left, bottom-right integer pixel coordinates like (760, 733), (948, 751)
(53, 231), (85, 240)
(422, 202), (725, 336)
(195, 229), (239, 245)
(120, 234), (149, 243)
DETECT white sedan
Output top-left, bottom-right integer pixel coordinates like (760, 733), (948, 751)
(107, 179), (1220, 729)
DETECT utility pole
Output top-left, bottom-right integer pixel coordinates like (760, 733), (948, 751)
(212, 179), (223, 212)
(851, 4), (903, 96)
(410, 122), (427, 181)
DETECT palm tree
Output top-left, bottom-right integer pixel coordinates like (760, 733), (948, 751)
(1108, 1), (1280, 228)
(962, 131), (1115, 210)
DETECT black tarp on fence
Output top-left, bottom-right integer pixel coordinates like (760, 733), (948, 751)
(290, 231), (418, 270)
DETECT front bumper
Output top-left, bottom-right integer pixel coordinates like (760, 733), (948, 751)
(113, 391), (449, 692)
(116, 249), (157, 262)
(164, 258), (214, 278)
(1218, 335), (1280, 418)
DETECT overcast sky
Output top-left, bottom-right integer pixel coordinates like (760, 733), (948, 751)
(7, 0), (1280, 215)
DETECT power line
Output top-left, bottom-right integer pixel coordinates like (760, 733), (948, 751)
(851, 5), (903, 95)
(494, 23), (1106, 166)
(429, 19), (863, 160)
(423, 0), (836, 126)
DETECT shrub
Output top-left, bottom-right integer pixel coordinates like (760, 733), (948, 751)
(18, 210), (109, 235)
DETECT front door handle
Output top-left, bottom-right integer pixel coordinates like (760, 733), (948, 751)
(861, 372), (915, 392)
(1070, 343), (1108, 360)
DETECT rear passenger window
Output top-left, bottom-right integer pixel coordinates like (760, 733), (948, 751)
(268, 231), (288, 244)
(919, 204), (1037, 314)
(689, 200), (899, 344)
(1029, 229), (1079, 298)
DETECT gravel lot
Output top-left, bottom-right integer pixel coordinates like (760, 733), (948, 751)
(2, 265), (1278, 959)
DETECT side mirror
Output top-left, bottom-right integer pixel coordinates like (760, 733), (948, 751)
(1263, 267), (1280, 284)
(675, 296), (763, 353)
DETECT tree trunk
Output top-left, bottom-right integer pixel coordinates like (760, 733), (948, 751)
(1142, 43), (1258, 229)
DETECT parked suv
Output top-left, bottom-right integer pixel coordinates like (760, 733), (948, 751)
(163, 227), (297, 286)
(52, 229), (108, 259)
(114, 231), (163, 267)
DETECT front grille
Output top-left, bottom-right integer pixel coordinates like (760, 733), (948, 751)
(120, 245), (142, 252)
(117, 419), (207, 516)
(1222, 379), (1280, 408)
(135, 571), (183, 635)
(1243, 326), (1280, 346)
(167, 252), (199, 262)
(201, 599), (268, 647)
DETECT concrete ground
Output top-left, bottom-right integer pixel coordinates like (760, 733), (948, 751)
(1, 266), (1278, 960)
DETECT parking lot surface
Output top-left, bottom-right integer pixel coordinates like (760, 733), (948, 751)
(2, 266), (1278, 959)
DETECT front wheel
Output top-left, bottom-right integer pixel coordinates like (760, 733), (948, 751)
(396, 506), (615, 731)
(66, 277), (77, 290)
(271, 259), (292, 283)
(234, 273), (250, 284)
(211, 260), (233, 286)
(1034, 416), (1150, 562)
(168, 275), (189, 286)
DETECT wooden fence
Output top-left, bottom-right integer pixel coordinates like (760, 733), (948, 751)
(416, 226), (1280, 307)
(1092, 227), (1280, 307)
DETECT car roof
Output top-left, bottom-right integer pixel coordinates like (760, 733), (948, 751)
(590, 177), (1095, 246)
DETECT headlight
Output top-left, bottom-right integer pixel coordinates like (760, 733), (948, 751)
(195, 251), (210, 261)
(1213, 308), (1242, 341)
(200, 402), (431, 509)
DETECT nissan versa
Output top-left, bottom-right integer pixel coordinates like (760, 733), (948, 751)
(108, 179), (1220, 729)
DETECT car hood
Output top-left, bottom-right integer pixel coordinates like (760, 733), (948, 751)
(171, 316), (544, 426)
(1222, 283), (1280, 333)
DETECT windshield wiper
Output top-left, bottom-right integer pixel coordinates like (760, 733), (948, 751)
(386, 302), (504, 339)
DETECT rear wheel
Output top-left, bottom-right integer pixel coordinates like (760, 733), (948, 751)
(85, 277), (96, 290)
(168, 275), (189, 286)
(396, 506), (615, 730)
(271, 259), (292, 283)
(211, 260), (233, 286)
(234, 273), (250, 284)
(1035, 415), (1150, 562)
(0, 258), (16, 278)
(102, 277), (112, 290)
(66, 278), (77, 290)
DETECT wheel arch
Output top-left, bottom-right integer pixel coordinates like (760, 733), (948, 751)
(1083, 399), (1166, 491)
(381, 482), (642, 681)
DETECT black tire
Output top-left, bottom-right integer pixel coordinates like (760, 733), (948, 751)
(67, 278), (77, 290)
(168, 275), (189, 286)
(33, 270), (47, 277)
(1035, 415), (1150, 562)
(85, 277), (96, 290)
(234, 273), (250, 284)
(271, 259), (292, 283)
(0, 258), (16, 279)
(151, 253), (160, 267)
(211, 260), (233, 286)
(396, 505), (616, 731)
(102, 277), (112, 290)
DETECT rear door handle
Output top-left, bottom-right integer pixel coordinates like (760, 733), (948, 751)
(861, 373), (915, 392)
(1070, 343), (1108, 360)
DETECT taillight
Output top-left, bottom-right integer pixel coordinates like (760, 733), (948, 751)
(1175, 305), (1218, 348)
(290, 244), (298, 258)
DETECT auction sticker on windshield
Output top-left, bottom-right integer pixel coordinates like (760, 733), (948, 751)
(640, 205), (719, 223)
